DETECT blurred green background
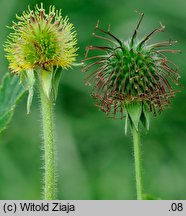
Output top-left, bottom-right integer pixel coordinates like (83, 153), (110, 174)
(0, 0), (185, 200)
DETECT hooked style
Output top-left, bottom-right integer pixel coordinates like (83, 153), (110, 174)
(5, 3), (77, 74)
(83, 13), (180, 119)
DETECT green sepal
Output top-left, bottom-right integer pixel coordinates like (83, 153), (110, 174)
(39, 69), (53, 99)
(126, 101), (142, 131)
(71, 62), (84, 67)
(52, 66), (62, 101)
(140, 102), (150, 131)
(23, 70), (35, 114)
(125, 111), (128, 135)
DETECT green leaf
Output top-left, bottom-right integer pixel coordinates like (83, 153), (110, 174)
(0, 73), (26, 133)
(126, 101), (142, 131)
(0, 111), (13, 133)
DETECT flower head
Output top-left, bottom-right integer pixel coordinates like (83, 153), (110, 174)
(5, 3), (77, 74)
(4, 4), (78, 114)
(82, 14), (181, 198)
(83, 13), (180, 122)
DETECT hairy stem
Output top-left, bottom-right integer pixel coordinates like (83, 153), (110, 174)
(39, 88), (55, 200)
(131, 126), (143, 200)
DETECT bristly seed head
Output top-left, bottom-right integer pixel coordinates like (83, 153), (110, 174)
(82, 13), (180, 118)
(4, 3), (78, 74)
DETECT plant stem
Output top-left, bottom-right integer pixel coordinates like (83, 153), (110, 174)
(131, 126), (143, 200)
(39, 88), (55, 200)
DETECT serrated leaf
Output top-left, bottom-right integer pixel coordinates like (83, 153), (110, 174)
(0, 73), (26, 133)
(126, 102), (142, 131)
(0, 111), (13, 133)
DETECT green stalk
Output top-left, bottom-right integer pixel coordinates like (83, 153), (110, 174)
(39, 87), (55, 200)
(131, 126), (143, 200)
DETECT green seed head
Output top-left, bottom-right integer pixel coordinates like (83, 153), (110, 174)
(5, 3), (78, 74)
(83, 14), (180, 120)
(4, 4), (79, 114)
